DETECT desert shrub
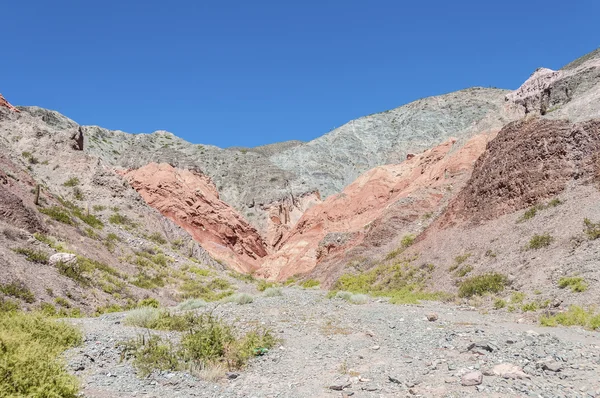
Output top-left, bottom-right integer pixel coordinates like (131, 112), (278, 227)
(124, 308), (198, 331)
(0, 311), (81, 397)
(458, 273), (508, 298)
(527, 233), (553, 250)
(400, 234), (415, 248)
(92, 205), (106, 212)
(138, 298), (160, 308)
(73, 187), (85, 201)
(12, 247), (49, 264)
(511, 292), (526, 303)
(73, 209), (103, 228)
(583, 218), (600, 240)
(334, 291), (353, 301)
(385, 234), (416, 260)
(189, 266), (212, 277)
(283, 276), (297, 286)
(494, 298), (506, 309)
(0, 281), (35, 303)
(176, 298), (207, 311)
(84, 227), (100, 239)
(131, 272), (165, 289)
(227, 271), (257, 283)
(521, 302), (538, 312)
(558, 276), (588, 292)
(263, 287), (283, 297)
(518, 199), (563, 223)
(40, 206), (74, 225)
(63, 177), (80, 187)
(0, 298), (21, 313)
(33, 232), (64, 251)
(222, 293), (254, 305)
(540, 306), (600, 330)
(454, 253), (471, 265)
(349, 294), (369, 305)
(146, 232), (167, 245)
(121, 313), (277, 377)
(109, 213), (134, 226)
(179, 280), (233, 302)
(301, 279), (320, 289)
(455, 264), (473, 277)
(257, 280), (277, 292)
(54, 297), (70, 308)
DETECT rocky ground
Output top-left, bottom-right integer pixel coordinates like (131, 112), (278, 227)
(66, 288), (600, 398)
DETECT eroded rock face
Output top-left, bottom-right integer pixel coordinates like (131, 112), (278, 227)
(443, 118), (600, 225)
(120, 163), (268, 273)
(256, 133), (494, 281)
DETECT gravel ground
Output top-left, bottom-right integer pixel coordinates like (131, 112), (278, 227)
(66, 289), (600, 398)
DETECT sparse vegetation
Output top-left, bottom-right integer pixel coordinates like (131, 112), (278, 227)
(558, 276), (588, 293)
(263, 287), (283, 297)
(147, 232), (167, 245)
(301, 279), (320, 289)
(540, 306), (600, 330)
(511, 292), (526, 304)
(458, 273), (508, 298)
(257, 280), (277, 292)
(455, 264), (473, 277)
(63, 177), (80, 187)
(454, 253), (471, 265)
(527, 233), (553, 250)
(0, 310), (82, 397)
(517, 199), (563, 223)
(494, 298), (506, 309)
(120, 312), (277, 377)
(12, 247), (49, 264)
(93, 205), (106, 212)
(109, 212), (135, 227)
(332, 261), (445, 304)
(583, 218), (600, 240)
(176, 298), (207, 311)
(179, 279), (234, 302)
(40, 206), (74, 225)
(222, 293), (254, 305)
(0, 281), (35, 303)
(385, 234), (416, 260)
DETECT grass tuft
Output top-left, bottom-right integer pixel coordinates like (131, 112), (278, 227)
(540, 306), (600, 330)
(527, 233), (553, 250)
(458, 273), (508, 298)
(558, 276), (588, 293)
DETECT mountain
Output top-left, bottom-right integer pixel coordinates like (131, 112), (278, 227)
(0, 47), (599, 315)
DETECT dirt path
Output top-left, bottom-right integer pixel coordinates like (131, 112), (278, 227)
(66, 289), (600, 398)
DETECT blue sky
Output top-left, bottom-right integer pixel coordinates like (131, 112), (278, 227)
(3, 1), (598, 147)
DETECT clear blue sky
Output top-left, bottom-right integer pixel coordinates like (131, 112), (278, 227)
(3, 1), (598, 147)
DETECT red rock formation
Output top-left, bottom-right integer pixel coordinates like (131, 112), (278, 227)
(256, 133), (495, 281)
(0, 93), (19, 112)
(120, 163), (268, 273)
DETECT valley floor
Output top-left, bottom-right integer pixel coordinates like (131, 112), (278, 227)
(66, 289), (600, 398)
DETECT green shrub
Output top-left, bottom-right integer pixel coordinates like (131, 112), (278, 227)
(109, 213), (134, 226)
(301, 279), (320, 289)
(401, 234), (415, 248)
(33, 233), (64, 251)
(120, 334), (180, 377)
(527, 233), (553, 250)
(0, 298), (21, 313)
(558, 277), (588, 292)
(138, 298), (160, 308)
(257, 280), (277, 292)
(147, 232), (167, 245)
(222, 293), (254, 305)
(454, 253), (471, 265)
(92, 205), (106, 212)
(511, 292), (526, 303)
(521, 302), (538, 312)
(0, 311), (82, 397)
(131, 272), (165, 289)
(334, 291), (353, 301)
(458, 273), (508, 298)
(189, 266), (212, 277)
(176, 298), (207, 311)
(179, 280), (233, 302)
(583, 218), (600, 240)
(349, 294), (369, 304)
(39, 206), (74, 225)
(63, 177), (80, 187)
(73, 187), (85, 201)
(73, 208), (103, 229)
(12, 247), (49, 264)
(54, 297), (70, 308)
(263, 287), (283, 297)
(455, 265), (473, 277)
(0, 281), (35, 303)
(540, 306), (600, 330)
(494, 298), (506, 309)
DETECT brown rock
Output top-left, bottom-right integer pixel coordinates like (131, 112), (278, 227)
(0, 93), (19, 112)
(426, 313), (438, 321)
(461, 371), (483, 386)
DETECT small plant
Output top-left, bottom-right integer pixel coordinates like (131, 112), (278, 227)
(458, 273), (508, 298)
(109, 213), (134, 226)
(484, 250), (497, 258)
(527, 233), (553, 250)
(54, 297), (70, 308)
(223, 293), (254, 305)
(92, 205), (106, 212)
(454, 253), (471, 265)
(400, 234), (415, 248)
(138, 298), (160, 308)
(583, 218), (600, 240)
(301, 279), (320, 289)
(0, 281), (35, 303)
(257, 280), (277, 292)
(494, 298), (506, 309)
(263, 287), (283, 297)
(12, 247), (49, 264)
(511, 292), (526, 304)
(176, 298), (207, 311)
(521, 302), (538, 312)
(334, 291), (353, 301)
(455, 265), (473, 277)
(558, 277), (588, 293)
(540, 306), (600, 330)
(73, 187), (85, 201)
(63, 177), (80, 187)
(147, 232), (167, 245)
(348, 294), (369, 304)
